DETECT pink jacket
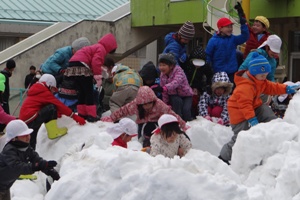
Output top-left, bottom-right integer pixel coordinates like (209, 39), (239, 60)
(0, 105), (15, 124)
(69, 33), (117, 75)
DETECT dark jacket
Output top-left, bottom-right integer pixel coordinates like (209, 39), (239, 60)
(0, 142), (43, 190)
(0, 69), (11, 105)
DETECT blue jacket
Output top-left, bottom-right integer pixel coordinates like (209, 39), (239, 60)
(41, 46), (73, 75)
(239, 49), (277, 82)
(163, 32), (187, 64)
(205, 24), (249, 74)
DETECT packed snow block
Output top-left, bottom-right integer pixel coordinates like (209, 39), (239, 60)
(284, 92), (300, 130)
(231, 119), (298, 175)
(187, 117), (233, 156)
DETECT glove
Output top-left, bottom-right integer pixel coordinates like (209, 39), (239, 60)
(72, 114), (86, 125)
(57, 112), (62, 118)
(179, 53), (187, 63)
(46, 169), (60, 181)
(204, 115), (212, 122)
(101, 116), (113, 122)
(286, 84), (300, 94)
(248, 117), (259, 127)
(216, 118), (224, 125)
(33, 160), (57, 171)
(93, 75), (102, 88)
(234, 2), (246, 25)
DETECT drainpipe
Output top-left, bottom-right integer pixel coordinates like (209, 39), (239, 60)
(242, 0), (250, 20)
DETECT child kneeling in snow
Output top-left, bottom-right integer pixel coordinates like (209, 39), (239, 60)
(150, 114), (192, 158)
(0, 120), (59, 200)
(107, 118), (138, 148)
(198, 71), (233, 126)
(219, 52), (300, 164)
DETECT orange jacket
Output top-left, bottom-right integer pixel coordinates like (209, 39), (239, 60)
(228, 70), (287, 125)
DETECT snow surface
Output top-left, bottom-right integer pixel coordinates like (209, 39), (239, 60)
(5, 91), (300, 200)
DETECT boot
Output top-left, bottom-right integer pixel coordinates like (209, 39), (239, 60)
(218, 155), (230, 165)
(85, 105), (100, 122)
(77, 104), (87, 119)
(45, 120), (68, 139)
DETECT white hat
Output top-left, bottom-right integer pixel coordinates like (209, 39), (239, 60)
(153, 114), (179, 134)
(39, 74), (57, 87)
(111, 65), (118, 75)
(107, 118), (138, 139)
(5, 120), (33, 143)
(72, 37), (91, 52)
(257, 35), (282, 53)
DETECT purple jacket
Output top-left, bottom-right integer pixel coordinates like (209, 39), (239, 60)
(160, 65), (193, 104)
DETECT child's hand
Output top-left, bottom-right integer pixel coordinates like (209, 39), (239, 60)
(178, 147), (184, 158)
(216, 118), (224, 125)
(204, 115), (212, 122)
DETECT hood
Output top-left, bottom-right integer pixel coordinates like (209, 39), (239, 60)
(27, 82), (49, 96)
(98, 33), (117, 54)
(164, 32), (177, 46)
(115, 65), (130, 74)
(211, 72), (233, 95)
(139, 61), (158, 81)
(135, 86), (158, 105)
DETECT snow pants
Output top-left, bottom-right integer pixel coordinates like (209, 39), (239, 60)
(169, 95), (192, 121)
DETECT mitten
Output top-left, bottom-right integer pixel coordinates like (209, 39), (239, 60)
(286, 84), (300, 94)
(216, 118), (224, 125)
(47, 169), (60, 181)
(234, 2), (246, 25)
(101, 116), (113, 122)
(204, 115), (212, 121)
(179, 53), (187, 63)
(93, 75), (102, 88)
(47, 160), (58, 168)
(72, 114), (86, 125)
(248, 117), (259, 127)
(33, 160), (57, 171)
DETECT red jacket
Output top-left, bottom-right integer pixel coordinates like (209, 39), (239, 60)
(228, 70), (286, 125)
(112, 137), (127, 148)
(69, 33), (117, 75)
(19, 82), (73, 123)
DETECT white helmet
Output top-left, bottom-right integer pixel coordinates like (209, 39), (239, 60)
(5, 120), (33, 143)
(39, 74), (57, 87)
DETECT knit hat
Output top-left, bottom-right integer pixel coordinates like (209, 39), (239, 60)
(158, 53), (177, 65)
(211, 72), (233, 95)
(5, 120), (33, 143)
(178, 21), (195, 40)
(217, 18), (234, 29)
(6, 59), (16, 69)
(152, 114), (178, 134)
(72, 37), (91, 52)
(0, 73), (5, 92)
(107, 118), (138, 139)
(255, 16), (270, 29)
(257, 35), (282, 53)
(249, 52), (271, 75)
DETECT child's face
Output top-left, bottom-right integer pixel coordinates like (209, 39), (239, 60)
(179, 37), (189, 45)
(251, 21), (267, 34)
(16, 134), (31, 143)
(122, 133), (134, 143)
(219, 25), (233, 36)
(214, 87), (225, 97)
(254, 73), (269, 81)
(266, 46), (279, 59)
(142, 101), (154, 112)
(159, 63), (172, 75)
(163, 132), (178, 143)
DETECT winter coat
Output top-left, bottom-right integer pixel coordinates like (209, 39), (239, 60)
(205, 24), (249, 74)
(110, 86), (186, 130)
(228, 70), (286, 125)
(0, 69), (11, 104)
(150, 133), (192, 158)
(239, 49), (277, 82)
(24, 73), (36, 88)
(160, 65), (193, 104)
(19, 82), (73, 123)
(243, 25), (270, 59)
(0, 106), (15, 125)
(139, 61), (158, 85)
(163, 32), (187, 64)
(41, 46), (73, 75)
(0, 142), (44, 190)
(69, 33), (117, 75)
(113, 65), (142, 89)
(112, 137), (127, 148)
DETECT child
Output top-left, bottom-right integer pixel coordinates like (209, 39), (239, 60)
(101, 86), (187, 148)
(0, 120), (59, 200)
(219, 52), (300, 164)
(163, 21), (195, 66)
(205, 3), (249, 83)
(243, 15), (270, 59)
(19, 74), (86, 149)
(139, 61), (161, 98)
(152, 53), (193, 121)
(199, 72), (233, 126)
(107, 118), (138, 148)
(65, 33), (117, 122)
(150, 114), (192, 158)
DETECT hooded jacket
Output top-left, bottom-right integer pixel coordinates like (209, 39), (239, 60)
(113, 65), (142, 89)
(139, 61), (158, 86)
(19, 82), (73, 123)
(228, 70), (286, 125)
(69, 33), (117, 75)
(110, 86), (186, 129)
(163, 32), (187, 65)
